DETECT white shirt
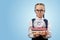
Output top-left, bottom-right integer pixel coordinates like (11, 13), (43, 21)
(28, 17), (51, 38)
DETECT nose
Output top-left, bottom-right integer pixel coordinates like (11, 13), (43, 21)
(38, 11), (42, 13)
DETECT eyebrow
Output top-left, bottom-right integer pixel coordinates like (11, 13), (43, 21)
(35, 9), (45, 10)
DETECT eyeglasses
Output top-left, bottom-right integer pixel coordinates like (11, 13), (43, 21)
(35, 9), (45, 12)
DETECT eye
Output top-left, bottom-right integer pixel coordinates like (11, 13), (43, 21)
(40, 9), (45, 12)
(35, 9), (45, 11)
(35, 9), (39, 11)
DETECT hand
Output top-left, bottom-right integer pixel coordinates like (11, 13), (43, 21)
(40, 31), (49, 38)
(39, 31), (47, 36)
(32, 31), (49, 37)
(34, 34), (40, 37)
(32, 31), (40, 37)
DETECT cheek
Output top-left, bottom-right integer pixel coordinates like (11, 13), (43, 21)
(36, 12), (40, 15)
(35, 12), (38, 15)
(41, 12), (45, 15)
(41, 13), (44, 16)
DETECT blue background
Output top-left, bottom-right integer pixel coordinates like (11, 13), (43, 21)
(0, 0), (60, 40)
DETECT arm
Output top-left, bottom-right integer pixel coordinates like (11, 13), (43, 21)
(45, 21), (52, 38)
(28, 21), (34, 38)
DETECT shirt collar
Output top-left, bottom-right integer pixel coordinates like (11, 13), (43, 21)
(36, 17), (44, 20)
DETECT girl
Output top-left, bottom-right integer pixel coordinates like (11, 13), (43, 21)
(28, 3), (51, 40)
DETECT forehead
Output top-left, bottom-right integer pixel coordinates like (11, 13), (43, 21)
(35, 5), (45, 9)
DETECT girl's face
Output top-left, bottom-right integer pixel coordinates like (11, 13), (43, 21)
(35, 5), (45, 18)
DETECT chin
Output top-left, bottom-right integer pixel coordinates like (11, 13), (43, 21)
(39, 17), (42, 18)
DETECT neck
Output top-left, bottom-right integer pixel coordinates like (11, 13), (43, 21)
(37, 16), (43, 18)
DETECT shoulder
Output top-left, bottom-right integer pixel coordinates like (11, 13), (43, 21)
(44, 18), (48, 21)
(43, 18), (51, 25)
(43, 18), (48, 23)
(29, 18), (35, 26)
(44, 18), (51, 25)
